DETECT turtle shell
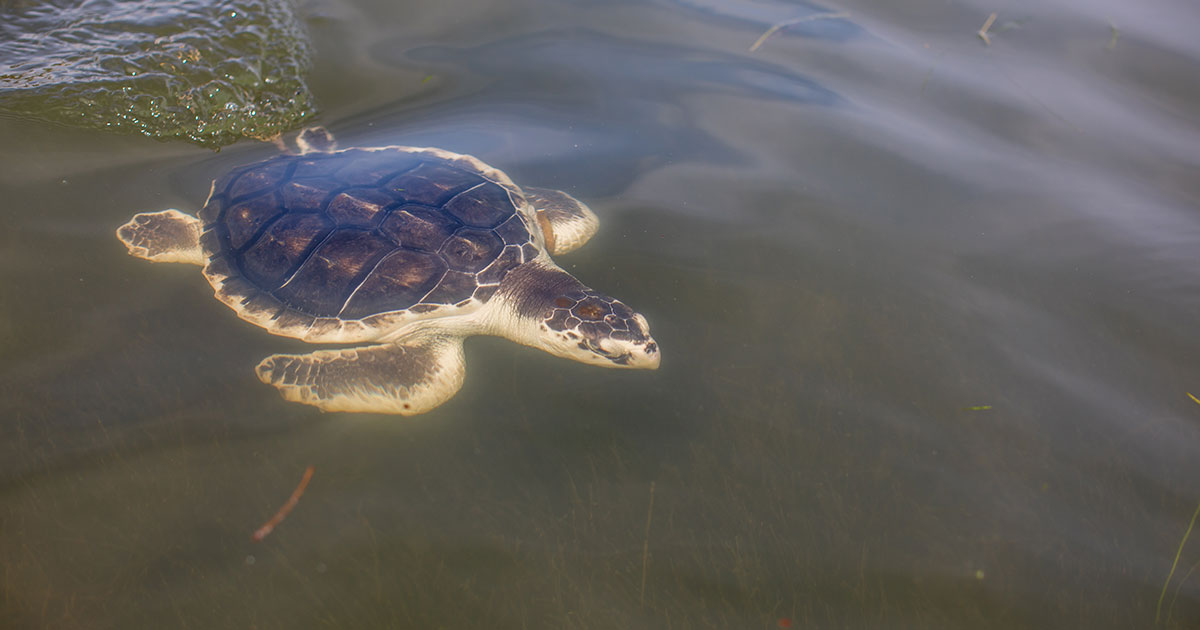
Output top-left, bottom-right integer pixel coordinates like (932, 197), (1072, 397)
(197, 147), (542, 342)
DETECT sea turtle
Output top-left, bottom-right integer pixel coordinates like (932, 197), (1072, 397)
(116, 131), (660, 414)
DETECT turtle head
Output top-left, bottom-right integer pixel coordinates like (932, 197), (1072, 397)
(496, 259), (660, 369)
(538, 289), (661, 369)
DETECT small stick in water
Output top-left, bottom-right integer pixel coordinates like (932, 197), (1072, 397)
(252, 465), (316, 542)
(749, 12), (851, 52)
(978, 13), (998, 46)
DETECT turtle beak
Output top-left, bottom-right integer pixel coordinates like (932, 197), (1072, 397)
(630, 313), (660, 369)
(636, 339), (661, 369)
(595, 314), (659, 369)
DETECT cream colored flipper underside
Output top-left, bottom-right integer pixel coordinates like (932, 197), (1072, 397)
(255, 334), (466, 415)
(523, 187), (599, 255)
(116, 209), (204, 265)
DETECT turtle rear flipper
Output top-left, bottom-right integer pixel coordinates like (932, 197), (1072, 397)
(255, 335), (466, 415)
(524, 187), (598, 255)
(116, 209), (204, 265)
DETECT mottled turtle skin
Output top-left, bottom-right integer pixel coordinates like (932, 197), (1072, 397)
(117, 139), (660, 415)
(197, 146), (540, 342)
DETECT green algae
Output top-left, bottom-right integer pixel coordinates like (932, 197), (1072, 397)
(0, 0), (317, 147)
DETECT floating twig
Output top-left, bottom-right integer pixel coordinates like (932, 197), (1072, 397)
(1107, 21), (1120, 52)
(749, 12), (851, 52)
(252, 465), (316, 542)
(978, 12), (998, 46)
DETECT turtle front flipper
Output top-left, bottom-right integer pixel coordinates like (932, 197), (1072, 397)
(254, 335), (466, 415)
(524, 187), (599, 255)
(116, 209), (204, 265)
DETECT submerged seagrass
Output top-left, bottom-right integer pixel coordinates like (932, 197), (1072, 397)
(0, 0), (316, 146)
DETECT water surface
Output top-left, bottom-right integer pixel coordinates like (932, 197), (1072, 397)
(2, 0), (1199, 627)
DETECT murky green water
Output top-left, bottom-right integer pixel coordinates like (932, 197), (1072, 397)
(3, 0), (1200, 627)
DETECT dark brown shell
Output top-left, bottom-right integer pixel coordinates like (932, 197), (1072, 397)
(197, 148), (533, 320)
